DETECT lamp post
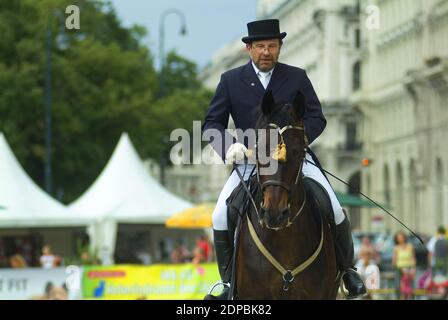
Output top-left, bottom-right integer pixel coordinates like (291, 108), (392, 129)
(159, 136), (170, 186)
(158, 8), (187, 97)
(45, 10), (67, 195)
(158, 9), (187, 186)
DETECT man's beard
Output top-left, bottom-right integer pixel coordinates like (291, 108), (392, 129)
(255, 58), (277, 72)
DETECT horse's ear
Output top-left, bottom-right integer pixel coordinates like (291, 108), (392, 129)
(261, 90), (276, 116)
(292, 91), (306, 119)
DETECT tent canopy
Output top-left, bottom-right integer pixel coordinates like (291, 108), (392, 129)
(69, 133), (193, 264)
(0, 133), (86, 228)
(69, 133), (192, 223)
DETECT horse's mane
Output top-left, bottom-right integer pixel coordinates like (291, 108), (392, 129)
(255, 102), (298, 130)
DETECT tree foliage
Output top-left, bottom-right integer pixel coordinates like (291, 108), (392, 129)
(0, 0), (212, 203)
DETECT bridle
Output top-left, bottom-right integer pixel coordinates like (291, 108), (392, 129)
(234, 119), (324, 291)
(254, 122), (308, 228)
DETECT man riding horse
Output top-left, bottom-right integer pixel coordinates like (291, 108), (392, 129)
(202, 19), (367, 299)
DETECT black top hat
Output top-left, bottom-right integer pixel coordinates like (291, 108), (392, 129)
(241, 19), (287, 44)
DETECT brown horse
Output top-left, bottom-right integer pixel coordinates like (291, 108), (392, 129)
(235, 91), (339, 299)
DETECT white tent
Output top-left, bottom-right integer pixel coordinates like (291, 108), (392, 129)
(0, 133), (86, 228)
(69, 133), (193, 263)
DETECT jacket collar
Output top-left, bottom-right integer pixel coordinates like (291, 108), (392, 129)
(240, 60), (288, 101)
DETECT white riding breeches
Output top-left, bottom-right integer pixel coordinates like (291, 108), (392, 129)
(212, 153), (346, 231)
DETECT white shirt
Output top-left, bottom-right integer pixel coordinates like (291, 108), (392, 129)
(252, 61), (274, 89)
(40, 254), (56, 269)
(355, 259), (380, 290)
(427, 235), (446, 266)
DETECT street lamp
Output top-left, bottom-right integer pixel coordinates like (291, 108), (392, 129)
(45, 10), (68, 195)
(159, 136), (170, 186)
(158, 9), (187, 186)
(158, 8), (187, 97)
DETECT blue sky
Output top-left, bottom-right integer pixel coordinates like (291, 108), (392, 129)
(108, 0), (258, 69)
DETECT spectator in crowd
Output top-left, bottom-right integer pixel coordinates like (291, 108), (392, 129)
(355, 247), (380, 299)
(48, 283), (68, 300)
(196, 235), (212, 262)
(9, 254), (27, 268)
(33, 282), (68, 300)
(358, 236), (378, 263)
(392, 231), (416, 300)
(80, 251), (100, 265)
(170, 241), (190, 264)
(427, 226), (448, 276)
(31, 282), (54, 300)
(40, 245), (60, 269)
(192, 246), (206, 264)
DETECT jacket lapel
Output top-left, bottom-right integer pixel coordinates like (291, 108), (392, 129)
(240, 61), (265, 100)
(240, 61), (288, 101)
(266, 62), (288, 95)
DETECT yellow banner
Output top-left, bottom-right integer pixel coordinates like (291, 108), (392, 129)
(82, 264), (220, 300)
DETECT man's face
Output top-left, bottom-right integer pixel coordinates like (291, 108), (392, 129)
(246, 39), (282, 72)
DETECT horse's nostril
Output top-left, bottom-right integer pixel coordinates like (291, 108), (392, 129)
(281, 208), (290, 218)
(260, 207), (267, 217)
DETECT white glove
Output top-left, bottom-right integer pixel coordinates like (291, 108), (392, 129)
(225, 143), (248, 164)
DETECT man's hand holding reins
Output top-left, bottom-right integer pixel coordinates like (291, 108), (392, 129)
(225, 143), (252, 164)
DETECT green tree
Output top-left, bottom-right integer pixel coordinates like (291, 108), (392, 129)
(0, 0), (212, 203)
(141, 88), (212, 161)
(147, 49), (212, 163)
(0, 0), (156, 202)
(159, 50), (202, 97)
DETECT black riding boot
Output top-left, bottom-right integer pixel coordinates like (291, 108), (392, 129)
(204, 230), (233, 300)
(335, 217), (367, 299)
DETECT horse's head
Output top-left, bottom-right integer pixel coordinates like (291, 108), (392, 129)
(255, 90), (308, 230)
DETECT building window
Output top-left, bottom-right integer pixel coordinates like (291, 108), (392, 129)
(354, 28), (361, 49)
(353, 61), (361, 91)
(345, 122), (359, 150)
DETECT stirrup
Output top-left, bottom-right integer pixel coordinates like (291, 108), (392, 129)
(207, 281), (230, 296)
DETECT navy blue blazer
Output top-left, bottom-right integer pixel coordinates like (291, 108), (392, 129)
(202, 60), (326, 161)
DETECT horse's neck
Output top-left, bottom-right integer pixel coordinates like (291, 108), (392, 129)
(288, 180), (316, 235)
